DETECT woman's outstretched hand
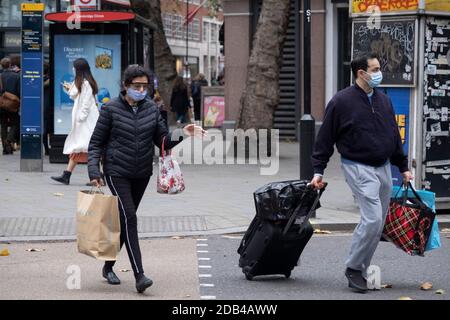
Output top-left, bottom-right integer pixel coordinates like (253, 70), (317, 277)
(183, 124), (207, 137)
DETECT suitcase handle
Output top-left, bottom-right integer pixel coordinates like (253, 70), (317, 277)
(282, 183), (327, 236)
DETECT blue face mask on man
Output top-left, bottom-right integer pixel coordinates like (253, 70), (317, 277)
(127, 87), (147, 102)
(364, 70), (383, 88)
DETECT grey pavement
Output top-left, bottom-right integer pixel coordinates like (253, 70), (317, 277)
(0, 238), (200, 300)
(0, 139), (449, 241)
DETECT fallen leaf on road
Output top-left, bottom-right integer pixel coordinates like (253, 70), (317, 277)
(420, 282), (433, 290)
(0, 249), (9, 256)
(314, 229), (332, 234)
(119, 269), (131, 272)
(382, 284), (393, 289)
(26, 248), (45, 252)
(53, 193), (64, 197)
(171, 236), (184, 240)
(435, 289), (445, 295)
(398, 296), (413, 300)
(221, 235), (243, 240)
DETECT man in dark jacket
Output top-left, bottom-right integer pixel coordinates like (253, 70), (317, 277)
(310, 53), (413, 293)
(0, 57), (20, 155)
(88, 65), (206, 294)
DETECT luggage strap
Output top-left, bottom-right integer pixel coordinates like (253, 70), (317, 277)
(282, 183), (327, 236)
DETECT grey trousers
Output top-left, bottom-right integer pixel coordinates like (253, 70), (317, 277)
(341, 160), (392, 277)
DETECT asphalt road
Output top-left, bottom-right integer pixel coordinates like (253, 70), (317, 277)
(198, 232), (450, 300)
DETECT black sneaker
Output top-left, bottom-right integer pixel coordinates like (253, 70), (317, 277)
(50, 170), (71, 185)
(102, 267), (121, 285)
(135, 274), (153, 293)
(3, 143), (13, 155)
(345, 268), (368, 293)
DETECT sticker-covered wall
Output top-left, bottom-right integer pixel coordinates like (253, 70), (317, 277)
(423, 17), (450, 198)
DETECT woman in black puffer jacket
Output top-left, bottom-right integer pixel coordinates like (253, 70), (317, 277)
(88, 65), (205, 294)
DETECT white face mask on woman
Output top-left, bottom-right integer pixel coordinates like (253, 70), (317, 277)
(127, 87), (147, 102)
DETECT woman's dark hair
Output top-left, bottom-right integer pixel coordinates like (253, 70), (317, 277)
(173, 76), (186, 92)
(122, 64), (152, 87)
(73, 58), (98, 95)
(10, 54), (20, 68)
(351, 53), (379, 78)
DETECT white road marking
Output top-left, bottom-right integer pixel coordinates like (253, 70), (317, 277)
(200, 283), (215, 287)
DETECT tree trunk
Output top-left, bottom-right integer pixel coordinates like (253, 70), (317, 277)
(237, 0), (291, 130)
(131, 0), (178, 112)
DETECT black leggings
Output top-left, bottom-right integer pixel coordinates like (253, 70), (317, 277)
(104, 175), (150, 278)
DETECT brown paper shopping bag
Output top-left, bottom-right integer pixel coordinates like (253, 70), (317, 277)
(76, 190), (120, 260)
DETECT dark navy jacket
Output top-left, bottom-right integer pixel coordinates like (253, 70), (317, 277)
(312, 83), (408, 175)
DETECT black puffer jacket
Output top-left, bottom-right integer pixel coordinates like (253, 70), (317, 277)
(88, 93), (183, 180)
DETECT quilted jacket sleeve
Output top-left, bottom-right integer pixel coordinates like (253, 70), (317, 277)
(88, 105), (112, 180)
(153, 108), (184, 151)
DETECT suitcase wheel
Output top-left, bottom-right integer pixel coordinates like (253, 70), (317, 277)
(284, 271), (291, 279)
(243, 266), (254, 281)
(245, 272), (254, 281)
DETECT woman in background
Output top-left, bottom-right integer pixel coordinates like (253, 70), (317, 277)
(51, 58), (99, 185)
(170, 76), (192, 125)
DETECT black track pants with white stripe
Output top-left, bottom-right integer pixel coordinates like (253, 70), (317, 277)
(104, 175), (150, 278)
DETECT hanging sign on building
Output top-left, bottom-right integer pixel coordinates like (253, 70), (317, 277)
(425, 1), (450, 12)
(45, 11), (135, 23)
(351, 0), (419, 15)
(351, 0), (450, 16)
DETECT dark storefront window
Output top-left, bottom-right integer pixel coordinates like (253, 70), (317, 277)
(337, 6), (351, 90)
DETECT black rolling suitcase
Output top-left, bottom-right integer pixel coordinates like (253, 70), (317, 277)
(238, 182), (326, 280)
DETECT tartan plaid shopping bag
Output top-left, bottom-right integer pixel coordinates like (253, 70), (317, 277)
(382, 182), (436, 256)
